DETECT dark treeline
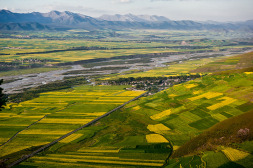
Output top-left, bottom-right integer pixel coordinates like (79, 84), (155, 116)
(15, 45), (212, 56)
(106, 75), (202, 84)
(100, 74), (202, 93)
(57, 50), (216, 66)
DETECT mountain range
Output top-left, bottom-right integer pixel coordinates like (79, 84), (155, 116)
(0, 10), (252, 31)
(98, 14), (171, 22)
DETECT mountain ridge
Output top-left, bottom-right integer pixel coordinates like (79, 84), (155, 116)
(0, 10), (252, 31)
(98, 14), (171, 22)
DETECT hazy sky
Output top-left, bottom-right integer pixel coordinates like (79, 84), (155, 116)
(1, 0), (252, 21)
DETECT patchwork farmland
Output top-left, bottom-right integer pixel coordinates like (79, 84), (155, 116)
(0, 27), (253, 168)
(0, 85), (145, 160)
(14, 53), (253, 168)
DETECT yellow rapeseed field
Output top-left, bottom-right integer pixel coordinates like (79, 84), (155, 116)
(39, 118), (93, 124)
(150, 109), (171, 120)
(211, 113), (227, 121)
(193, 90), (202, 95)
(207, 97), (236, 110)
(132, 106), (141, 111)
(222, 147), (249, 161)
(20, 129), (71, 135)
(244, 72), (253, 75)
(146, 134), (169, 143)
(33, 156), (164, 167)
(189, 92), (223, 101)
(184, 84), (198, 89)
(59, 134), (83, 143)
(78, 148), (120, 153)
(42, 153), (165, 163)
(0, 142), (49, 157)
(147, 124), (170, 134)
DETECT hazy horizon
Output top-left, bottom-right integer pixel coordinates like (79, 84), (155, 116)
(0, 0), (253, 22)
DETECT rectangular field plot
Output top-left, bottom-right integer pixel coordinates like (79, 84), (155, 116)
(0, 85), (144, 157)
(20, 147), (166, 168)
(146, 134), (169, 143)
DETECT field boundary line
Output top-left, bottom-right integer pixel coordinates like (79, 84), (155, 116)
(7, 91), (148, 168)
(0, 114), (48, 147)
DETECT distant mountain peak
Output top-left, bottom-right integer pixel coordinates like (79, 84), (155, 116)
(98, 14), (170, 22)
(0, 10), (252, 32)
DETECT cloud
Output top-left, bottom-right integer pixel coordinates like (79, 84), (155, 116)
(150, 0), (206, 1)
(112, 0), (133, 4)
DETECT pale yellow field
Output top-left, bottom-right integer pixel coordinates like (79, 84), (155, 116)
(193, 90), (203, 95)
(222, 147), (249, 161)
(78, 148), (120, 153)
(211, 113), (227, 121)
(207, 97), (236, 110)
(189, 92), (223, 101)
(33, 156), (164, 167)
(45, 154), (165, 163)
(184, 84), (198, 89)
(147, 124), (170, 134)
(20, 129), (71, 135)
(150, 109), (171, 120)
(146, 134), (169, 143)
(244, 72), (253, 74)
(132, 105), (141, 111)
(0, 142), (49, 157)
(39, 118), (93, 124)
(59, 134), (83, 143)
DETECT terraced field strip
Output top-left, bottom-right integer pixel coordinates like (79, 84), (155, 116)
(0, 114), (48, 147)
(32, 155), (164, 167)
(222, 147), (250, 161)
(22, 147), (165, 168)
(7, 91), (147, 168)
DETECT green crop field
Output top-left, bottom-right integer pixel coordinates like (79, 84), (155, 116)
(0, 85), (145, 160)
(102, 56), (223, 80)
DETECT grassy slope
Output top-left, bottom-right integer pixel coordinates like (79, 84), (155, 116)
(166, 52), (253, 167)
(191, 51), (253, 73)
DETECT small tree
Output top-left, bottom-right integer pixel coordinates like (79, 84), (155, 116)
(0, 79), (7, 110)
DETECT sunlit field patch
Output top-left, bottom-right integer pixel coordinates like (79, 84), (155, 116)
(189, 92), (223, 101)
(78, 148), (120, 153)
(184, 84), (198, 89)
(146, 134), (169, 143)
(20, 129), (71, 135)
(207, 97), (236, 110)
(132, 105), (141, 111)
(147, 124), (171, 134)
(193, 90), (202, 95)
(32, 156), (164, 167)
(244, 72), (253, 75)
(222, 147), (250, 161)
(39, 118), (93, 124)
(0, 142), (49, 157)
(150, 109), (171, 120)
(59, 134), (83, 143)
